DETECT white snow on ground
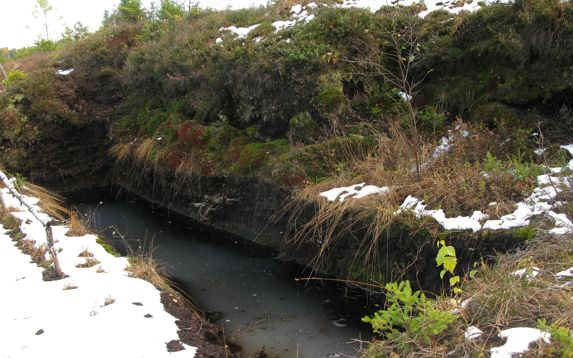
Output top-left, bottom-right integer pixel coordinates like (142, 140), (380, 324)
(464, 326), (483, 341)
(219, 23), (260, 38)
(320, 182), (390, 202)
(511, 266), (540, 280)
(490, 328), (551, 358)
(556, 266), (573, 279)
(336, 0), (512, 17)
(399, 195), (487, 232)
(56, 68), (74, 76)
(219, 0), (512, 42)
(272, 3), (316, 32)
(0, 171), (196, 358)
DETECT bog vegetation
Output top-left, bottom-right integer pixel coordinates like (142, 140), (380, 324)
(1, 0), (573, 355)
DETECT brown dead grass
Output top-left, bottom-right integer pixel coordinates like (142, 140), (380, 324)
(78, 249), (94, 257)
(66, 210), (89, 236)
(22, 183), (68, 221)
(109, 142), (134, 162)
(76, 257), (100, 268)
(134, 138), (156, 162)
(282, 122), (531, 278)
(127, 254), (168, 289)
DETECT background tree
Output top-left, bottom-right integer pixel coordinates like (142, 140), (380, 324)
(62, 22), (89, 42)
(159, 0), (185, 22)
(33, 0), (53, 40)
(118, 0), (146, 23)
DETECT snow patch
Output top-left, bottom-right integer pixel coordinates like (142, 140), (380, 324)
(56, 68), (74, 76)
(490, 327), (550, 358)
(465, 326), (483, 341)
(320, 183), (389, 202)
(556, 266), (573, 279)
(398, 196), (487, 232)
(272, 4), (316, 32)
(512, 267), (540, 280)
(219, 23), (260, 38)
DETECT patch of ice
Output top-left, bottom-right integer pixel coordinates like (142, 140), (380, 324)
(320, 183), (389, 202)
(215, 37), (223, 44)
(465, 326), (483, 340)
(490, 327), (550, 358)
(307, 2), (318, 9)
(56, 68), (74, 76)
(512, 267), (540, 280)
(534, 148), (546, 156)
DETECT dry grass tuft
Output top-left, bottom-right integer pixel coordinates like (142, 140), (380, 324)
(134, 138), (156, 163)
(63, 284), (78, 290)
(109, 142), (134, 162)
(78, 249), (94, 258)
(66, 210), (89, 236)
(103, 296), (115, 306)
(76, 257), (101, 268)
(126, 240), (169, 290)
(462, 234), (573, 330)
(22, 183), (68, 221)
(15, 239), (49, 266)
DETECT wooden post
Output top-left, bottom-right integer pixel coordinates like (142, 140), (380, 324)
(45, 220), (64, 279)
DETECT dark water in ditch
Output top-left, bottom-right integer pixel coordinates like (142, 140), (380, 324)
(72, 192), (371, 358)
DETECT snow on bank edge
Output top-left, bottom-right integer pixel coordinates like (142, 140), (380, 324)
(320, 144), (573, 234)
(0, 171), (196, 358)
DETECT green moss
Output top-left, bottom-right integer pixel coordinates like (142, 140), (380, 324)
(97, 237), (121, 257)
(316, 71), (346, 115)
(230, 139), (291, 176)
(272, 135), (377, 184)
(511, 226), (536, 241)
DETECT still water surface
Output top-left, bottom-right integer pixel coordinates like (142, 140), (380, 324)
(74, 195), (368, 357)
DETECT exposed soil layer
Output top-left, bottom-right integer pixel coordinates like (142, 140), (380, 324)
(161, 291), (241, 358)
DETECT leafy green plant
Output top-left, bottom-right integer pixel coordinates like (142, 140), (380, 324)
(537, 319), (573, 358)
(436, 240), (461, 293)
(509, 156), (543, 181)
(483, 151), (504, 172)
(362, 281), (457, 350)
(3, 70), (27, 89)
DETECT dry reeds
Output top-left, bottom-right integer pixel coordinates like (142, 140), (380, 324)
(281, 121), (537, 282)
(109, 142), (134, 162)
(66, 210), (89, 236)
(22, 183), (68, 221)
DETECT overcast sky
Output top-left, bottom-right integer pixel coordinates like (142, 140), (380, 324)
(0, 0), (269, 49)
